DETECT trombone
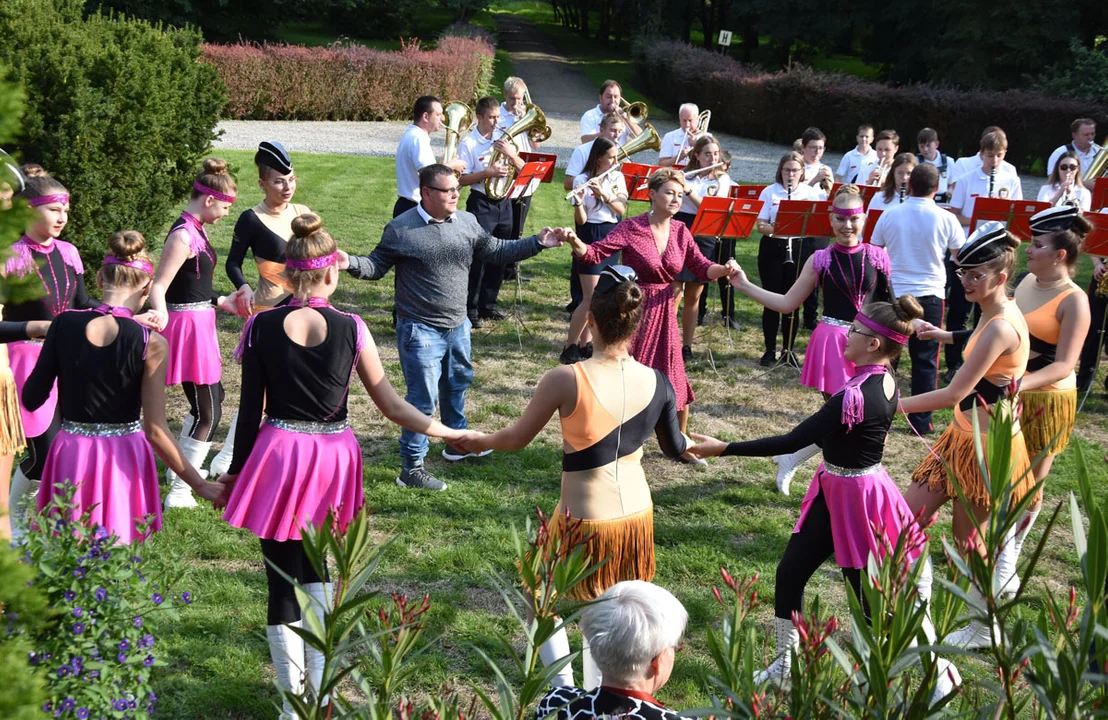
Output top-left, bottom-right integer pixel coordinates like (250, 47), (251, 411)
(674, 110), (712, 162)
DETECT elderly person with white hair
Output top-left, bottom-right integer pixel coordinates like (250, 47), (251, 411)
(535, 580), (687, 720)
(658, 103), (700, 168)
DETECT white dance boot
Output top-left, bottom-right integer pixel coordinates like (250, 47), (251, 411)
(8, 465), (40, 545)
(944, 584), (1002, 650)
(266, 621), (305, 720)
(304, 582), (332, 704)
(993, 530), (1021, 599)
(754, 617), (799, 684)
(207, 411), (238, 478)
(914, 557), (962, 704)
(164, 415), (198, 487)
(771, 443), (821, 496)
(163, 435), (211, 510)
(581, 637), (602, 690)
(538, 626), (575, 688)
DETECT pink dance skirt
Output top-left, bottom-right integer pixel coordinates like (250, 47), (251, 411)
(800, 320), (855, 395)
(37, 423), (162, 545)
(164, 305), (222, 386)
(223, 419), (364, 541)
(795, 461), (924, 569)
(9, 341), (57, 437)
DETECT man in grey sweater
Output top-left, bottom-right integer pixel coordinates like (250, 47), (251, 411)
(339, 163), (567, 490)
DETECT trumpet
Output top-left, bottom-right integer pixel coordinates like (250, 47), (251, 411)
(635, 161), (726, 192)
(566, 164), (624, 203)
(619, 98), (649, 126)
(873, 161), (891, 187)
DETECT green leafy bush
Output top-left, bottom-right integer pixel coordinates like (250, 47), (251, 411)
(1030, 40), (1108, 105)
(0, 0), (224, 265)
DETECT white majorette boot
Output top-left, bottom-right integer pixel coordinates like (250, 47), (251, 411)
(206, 410), (238, 478)
(8, 465), (40, 544)
(163, 435), (211, 510)
(754, 616), (799, 684)
(538, 625), (575, 688)
(303, 582), (332, 704)
(993, 529), (1021, 599)
(581, 637), (602, 690)
(914, 557), (962, 704)
(944, 584), (1002, 650)
(164, 415), (199, 487)
(266, 621), (306, 720)
(771, 443), (821, 496)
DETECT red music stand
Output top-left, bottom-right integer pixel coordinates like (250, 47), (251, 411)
(519, 152), (558, 183)
(730, 184), (767, 200)
(620, 162), (660, 203)
(863, 209), (883, 244)
(774, 200), (834, 237)
(831, 182), (880, 206)
(1082, 212), (1108, 257)
(969, 198), (1051, 241)
(690, 197), (764, 239)
(507, 159), (555, 200)
(1092, 177), (1108, 212)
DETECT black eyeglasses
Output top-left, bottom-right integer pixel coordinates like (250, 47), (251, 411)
(1058, 164), (1079, 172)
(425, 185), (460, 196)
(847, 325), (877, 339)
(596, 264), (638, 294)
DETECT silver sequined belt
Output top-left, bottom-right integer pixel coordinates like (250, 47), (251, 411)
(167, 301), (212, 312)
(19, 338), (44, 346)
(819, 316), (853, 329)
(61, 420), (143, 437)
(266, 417), (349, 435)
(823, 460), (882, 478)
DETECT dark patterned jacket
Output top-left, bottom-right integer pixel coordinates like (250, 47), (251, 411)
(535, 686), (678, 720)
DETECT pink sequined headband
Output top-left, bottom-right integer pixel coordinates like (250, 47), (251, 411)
(193, 181), (236, 203)
(856, 312), (909, 345)
(286, 251), (337, 271)
(29, 193), (69, 207)
(831, 205), (865, 217)
(103, 255), (154, 276)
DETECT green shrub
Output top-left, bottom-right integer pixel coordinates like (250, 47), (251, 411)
(1030, 40), (1108, 105)
(0, 0), (224, 266)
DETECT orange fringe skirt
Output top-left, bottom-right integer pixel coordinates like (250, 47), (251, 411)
(550, 503), (655, 601)
(1020, 388), (1077, 459)
(911, 421), (1034, 507)
(0, 359), (26, 456)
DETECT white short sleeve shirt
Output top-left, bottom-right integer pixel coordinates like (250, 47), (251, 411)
(869, 197), (966, 298)
(836, 148), (878, 183)
(757, 182), (823, 227)
(949, 166), (1023, 229)
(659, 128), (690, 164)
(1037, 183), (1092, 210)
(395, 124), (437, 202)
(1046, 142), (1102, 177)
(679, 173), (734, 215)
(574, 172), (628, 224)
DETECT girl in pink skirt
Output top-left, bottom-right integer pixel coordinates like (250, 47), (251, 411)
(215, 214), (467, 714)
(26, 231), (227, 544)
(148, 158), (249, 510)
(690, 297), (960, 701)
(730, 185), (892, 493)
(6, 165), (101, 542)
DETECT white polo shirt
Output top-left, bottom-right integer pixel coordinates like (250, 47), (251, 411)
(950, 154), (1018, 185)
(580, 104), (630, 144)
(949, 166), (1023, 229)
(836, 148), (878, 183)
(567, 140), (596, 179)
(918, 151), (951, 198)
(870, 197), (966, 298)
(756, 182), (824, 226)
(395, 124), (437, 202)
(573, 172), (628, 224)
(457, 128), (496, 196)
(1046, 142), (1102, 177)
(867, 191), (906, 213)
(803, 161), (833, 187)
(1037, 183), (1093, 210)
(659, 128), (691, 165)
(679, 173), (734, 215)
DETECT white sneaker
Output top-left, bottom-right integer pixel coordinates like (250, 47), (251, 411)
(945, 619), (1000, 650)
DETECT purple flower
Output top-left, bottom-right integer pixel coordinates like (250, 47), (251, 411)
(113, 699), (128, 711)
(57, 666), (70, 677)
(72, 607), (83, 618)
(118, 639), (129, 651)
(93, 526), (108, 540)
(148, 692), (157, 703)
(117, 653), (127, 663)
(60, 698), (75, 710)
(88, 670), (99, 678)
(28, 651), (38, 664)
(73, 568), (86, 579)
(181, 591), (192, 604)
(130, 555), (142, 563)
(72, 622), (85, 634)
(42, 701), (52, 712)
(64, 590), (76, 602)
(94, 588), (107, 602)
(77, 709), (89, 719)
(151, 593), (163, 605)
(133, 616), (143, 628)
(144, 655), (155, 667)
(128, 699), (137, 709)
(140, 633), (155, 649)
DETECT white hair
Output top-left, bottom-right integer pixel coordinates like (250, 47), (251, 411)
(678, 103), (699, 118)
(504, 76), (527, 95)
(580, 581), (688, 686)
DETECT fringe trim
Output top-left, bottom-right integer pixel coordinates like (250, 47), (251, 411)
(0, 368), (26, 455)
(1020, 388), (1076, 458)
(911, 423), (1033, 506)
(550, 503), (655, 601)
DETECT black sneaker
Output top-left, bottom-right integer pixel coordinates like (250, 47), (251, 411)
(759, 350), (776, 367)
(442, 445), (493, 462)
(396, 466), (447, 491)
(942, 364), (961, 384)
(682, 345), (693, 363)
(480, 309), (508, 321)
(578, 342), (594, 359)
(559, 345), (581, 365)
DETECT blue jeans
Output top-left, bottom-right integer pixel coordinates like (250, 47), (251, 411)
(396, 318), (473, 466)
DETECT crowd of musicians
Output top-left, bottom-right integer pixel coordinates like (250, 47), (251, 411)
(1, 73), (1106, 718)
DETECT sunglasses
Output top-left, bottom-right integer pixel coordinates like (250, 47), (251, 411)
(596, 264), (638, 294)
(1058, 164), (1079, 172)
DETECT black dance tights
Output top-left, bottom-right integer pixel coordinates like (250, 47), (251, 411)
(774, 491), (869, 621)
(20, 413), (61, 480)
(181, 381), (224, 442)
(260, 538), (330, 625)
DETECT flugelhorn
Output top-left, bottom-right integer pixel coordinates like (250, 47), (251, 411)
(619, 98), (649, 126)
(484, 101), (551, 200)
(1083, 140), (1108, 184)
(441, 102), (473, 165)
(615, 124), (661, 164)
(566, 164), (624, 203)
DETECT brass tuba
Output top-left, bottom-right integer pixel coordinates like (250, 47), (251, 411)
(1083, 139), (1108, 185)
(484, 102), (551, 199)
(441, 101), (473, 165)
(615, 123), (662, 163)
(619, 98), (649, 126)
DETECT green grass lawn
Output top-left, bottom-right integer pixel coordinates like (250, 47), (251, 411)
(140, 151), (1108, 718)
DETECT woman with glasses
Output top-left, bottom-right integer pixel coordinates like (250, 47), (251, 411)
(453, 265), (690, 689)
(1037, 151), (1092, 210)
(905, 221), (1031, 650)
(688, 297), (961, 702)
(754, 152), (826, 367)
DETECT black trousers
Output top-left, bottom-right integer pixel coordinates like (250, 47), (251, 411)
(757, 236), (802, 355)
(774, 491), (865, 619)
(801, 237), (828, 328)
(260, 539), (329, 625)
(567, 225), (585, 313)
(466, 192), (513, 318)
(393, 196), (418, 218)
(1077, 274), (1108, 389)
(907, 295), (945, 433)
(695, 237), (738, 323)
(504, 195), (533, 280)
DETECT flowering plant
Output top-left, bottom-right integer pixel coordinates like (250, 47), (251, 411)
(19, 481), (193, 719)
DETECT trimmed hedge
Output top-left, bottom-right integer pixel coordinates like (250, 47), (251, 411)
(633, 38), (1108, 172)
(205, 35), (495, 121)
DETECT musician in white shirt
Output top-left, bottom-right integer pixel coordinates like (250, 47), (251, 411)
(564, 113), (626, 191)
(395, 95), (465, 217)
(835, 124), (877, 184)
(500, 76), (539, 280)
(659, 103), (700, 167)
(579, 80), (641, 144)
(949, 126), (1018, 187)
(949, 129), (1023, 230)
(916, 127), (952, 202)
(1038, 151), (1092, 210)
(1046, 118), (1100, 177)
(864, 129), (899, 186)
(867, 153), (918, 212)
